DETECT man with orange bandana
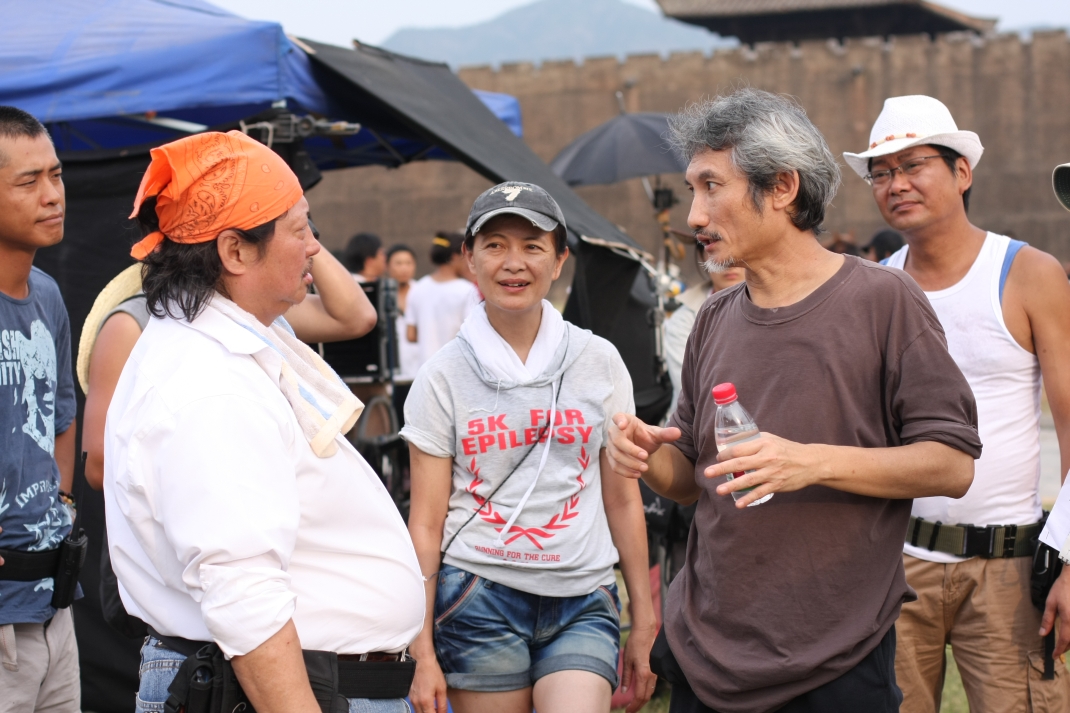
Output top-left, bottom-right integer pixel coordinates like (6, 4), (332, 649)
(103, 131), (424, 713)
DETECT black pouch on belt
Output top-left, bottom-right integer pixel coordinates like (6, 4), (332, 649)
(1031, 544), (1062, 611)
(0, 529), (87, 609)
(1030, 511), (1063, 680)
(163, 642), (249, 713)
(50, 528), (88, 609)
(162, 632), (414, 713)
(335, 657), (416, 699)
(303, 650), (349, 713)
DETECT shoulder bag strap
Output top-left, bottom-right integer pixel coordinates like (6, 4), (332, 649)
(441, 372), (566, 558)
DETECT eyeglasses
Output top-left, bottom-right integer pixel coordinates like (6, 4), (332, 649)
(864, 155), (945, 187)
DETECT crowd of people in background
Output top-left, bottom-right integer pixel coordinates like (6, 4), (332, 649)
(8, 80), (1070, 713)
(340, 229), (478, 378)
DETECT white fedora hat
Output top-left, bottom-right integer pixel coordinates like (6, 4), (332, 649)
(843, 95), (984, 179)
(1054, 164), (1070, 211)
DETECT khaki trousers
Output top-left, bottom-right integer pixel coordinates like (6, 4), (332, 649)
(896, 554), (1070, 713)
(0, 608), (80, 713)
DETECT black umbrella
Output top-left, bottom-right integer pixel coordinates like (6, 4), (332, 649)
(550, 112), (687, 187)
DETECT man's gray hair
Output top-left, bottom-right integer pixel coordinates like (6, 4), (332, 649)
(669, 88), (841, 234)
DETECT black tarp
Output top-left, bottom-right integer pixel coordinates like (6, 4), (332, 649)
(303, 40), (640, 251)
(30, 40), (669, 713)
(302, 40), (669, 418)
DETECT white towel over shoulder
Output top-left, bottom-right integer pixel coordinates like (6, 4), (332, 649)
(210, 295), (362, 457)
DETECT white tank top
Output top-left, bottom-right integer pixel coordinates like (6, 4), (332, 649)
(886, 233), (1041, 563)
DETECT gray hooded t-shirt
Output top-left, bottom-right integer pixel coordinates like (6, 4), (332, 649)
(401, 322), (634, 597)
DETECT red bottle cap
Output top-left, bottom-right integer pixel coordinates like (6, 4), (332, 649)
(712, 382), (737, 405)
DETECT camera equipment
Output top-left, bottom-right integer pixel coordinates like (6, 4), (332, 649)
(311, 278), (399, 383)
(653, 187), (677, 212)
(239, 111), (361, 147)
(308, 278), (409, 518)
(240, 110), (362, 191)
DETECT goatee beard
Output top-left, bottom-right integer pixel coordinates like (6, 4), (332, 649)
(703, 256), (737, 274)
(696, 230), (735, 274)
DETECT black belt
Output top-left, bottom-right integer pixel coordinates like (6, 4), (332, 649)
(0, 531), (87, 609)
(0, 546), (62, 581)
(150, 628), (413, 701)
(906, 516), (1043, 558)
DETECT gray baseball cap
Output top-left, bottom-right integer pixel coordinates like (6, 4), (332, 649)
(1055, 164), (1070, 212)
(466, 181), (567, 237)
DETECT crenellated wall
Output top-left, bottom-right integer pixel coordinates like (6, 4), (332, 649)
(308, 30), (1070, 282)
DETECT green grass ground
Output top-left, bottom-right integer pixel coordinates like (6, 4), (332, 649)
(939, 647), (969, 713)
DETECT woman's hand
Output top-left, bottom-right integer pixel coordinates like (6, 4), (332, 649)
(407, 444), (453, 712)
(600, 445), (660, 711)
(408, 647), (449, 713)
(620, 623), (658, 713)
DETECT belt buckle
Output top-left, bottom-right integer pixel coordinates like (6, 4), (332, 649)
(1002, 524), (1018, 558)
(357, 650), (405, 662)
(962, 524), (993, 557)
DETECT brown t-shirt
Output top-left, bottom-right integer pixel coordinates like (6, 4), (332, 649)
(665, 256), (981, 713)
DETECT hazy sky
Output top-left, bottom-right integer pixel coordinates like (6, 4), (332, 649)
(208, 0), (1070, 48)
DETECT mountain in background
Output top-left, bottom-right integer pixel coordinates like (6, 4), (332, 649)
(380, 0), (735, 68)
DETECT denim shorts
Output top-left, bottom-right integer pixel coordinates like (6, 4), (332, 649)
(433, 564), (621, 692)
(135, 636), (410, 713)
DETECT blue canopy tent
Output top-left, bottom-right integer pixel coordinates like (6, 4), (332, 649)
(2, 0), (521, 161)
(0, 0), (662, 425)
(0, 3), (666, 710)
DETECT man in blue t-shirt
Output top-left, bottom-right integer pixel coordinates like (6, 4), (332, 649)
(0, 106), (80, 712)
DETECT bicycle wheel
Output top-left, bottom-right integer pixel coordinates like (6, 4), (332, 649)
(349, 395), (407, 511)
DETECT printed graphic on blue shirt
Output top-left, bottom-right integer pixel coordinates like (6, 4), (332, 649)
(0, 267), (76, 625)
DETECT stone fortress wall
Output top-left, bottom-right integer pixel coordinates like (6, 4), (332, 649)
(307, 30), (1070, 282)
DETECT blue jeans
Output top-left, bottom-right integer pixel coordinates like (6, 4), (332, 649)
(433, 564), (621, 692)
(135, 636), (411, 713)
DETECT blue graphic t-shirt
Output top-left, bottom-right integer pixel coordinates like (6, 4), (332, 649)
(0, 267), (76, 625)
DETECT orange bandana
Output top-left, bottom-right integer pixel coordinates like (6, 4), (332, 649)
(129, 131), (304, 260)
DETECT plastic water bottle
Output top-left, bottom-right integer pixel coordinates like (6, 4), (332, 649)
(713, 382), (773, 506)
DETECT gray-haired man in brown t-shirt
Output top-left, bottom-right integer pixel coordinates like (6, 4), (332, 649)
(607, 88), (983, 713)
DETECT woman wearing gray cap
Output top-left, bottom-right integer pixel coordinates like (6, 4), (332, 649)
(403, 182), (657, 713)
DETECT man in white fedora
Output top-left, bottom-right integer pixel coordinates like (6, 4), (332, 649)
(846, 95), (1070, 711)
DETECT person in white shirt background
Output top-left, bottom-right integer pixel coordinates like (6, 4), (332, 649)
(344, 232), (387, 283)
(104, 131), (424, 713)
(405, 231), (478, 376)
(386, 243), (420, 426)
(663, 239), (744, 418)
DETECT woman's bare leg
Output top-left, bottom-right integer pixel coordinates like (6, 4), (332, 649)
(449, 687), (532, 713)
(533, 670), (613, 713)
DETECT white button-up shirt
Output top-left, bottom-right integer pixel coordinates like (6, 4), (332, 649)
(104, 307), (424, 658)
